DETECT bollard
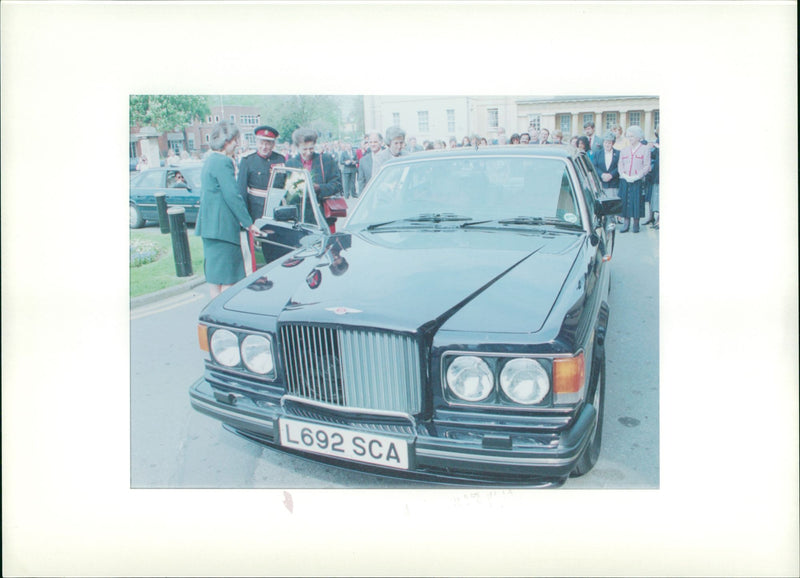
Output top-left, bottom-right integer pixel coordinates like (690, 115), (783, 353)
(167, 206), (193, 277)
(155, 192), (170, 233)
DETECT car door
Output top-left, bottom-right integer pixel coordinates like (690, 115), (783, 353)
(255, 166), (327, 263)
(164, 166), (202, 223)
(129, 169), (167, 221)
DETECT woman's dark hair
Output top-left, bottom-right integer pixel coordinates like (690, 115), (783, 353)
(576, 136), (590, 151)
(510, 133), (521, 144)
(292, 127), (319, 146)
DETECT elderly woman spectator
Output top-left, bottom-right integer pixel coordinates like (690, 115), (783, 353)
(617, 125), (651, 233)
(195, 121), (263, 298)
(286, 127), (343, 231)
(569, 136), (579, 147)
(592, 132), (621, 199)
(372, 125), (407, 177)
(552, 130), (565, 144)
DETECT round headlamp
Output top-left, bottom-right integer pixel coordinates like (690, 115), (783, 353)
(210, 329), (240, 367)
(241, 334), (274, 375)
(446, 356), (494, 402)
(500, 358), (550, 405)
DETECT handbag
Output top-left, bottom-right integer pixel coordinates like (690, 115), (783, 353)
(317, 154), (347, 219)
(323, 196), (347, 218)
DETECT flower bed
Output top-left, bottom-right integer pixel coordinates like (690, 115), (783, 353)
(130, 238), (164, 267)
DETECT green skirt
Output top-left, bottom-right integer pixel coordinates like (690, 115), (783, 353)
(202, 238), (245, 285)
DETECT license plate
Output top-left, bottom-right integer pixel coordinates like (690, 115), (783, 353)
(279, 418), (409, 470)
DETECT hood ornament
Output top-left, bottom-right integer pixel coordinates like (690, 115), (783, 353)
(325, 307), (362, 315)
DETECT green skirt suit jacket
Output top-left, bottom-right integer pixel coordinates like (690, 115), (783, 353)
(195, 152), (254, 285)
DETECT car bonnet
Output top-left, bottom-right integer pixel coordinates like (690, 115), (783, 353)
(222, 229), (582, 335)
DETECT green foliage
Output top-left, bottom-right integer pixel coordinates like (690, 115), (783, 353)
(129, 229), (205, 297)
(130, 95), (211, 131)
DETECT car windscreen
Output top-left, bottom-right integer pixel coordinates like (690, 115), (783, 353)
(347, 156), (581, 228)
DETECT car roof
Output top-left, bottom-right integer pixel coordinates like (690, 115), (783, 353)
(393, 144), (579, 162)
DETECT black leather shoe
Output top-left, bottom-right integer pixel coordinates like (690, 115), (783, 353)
(642, 215), (654, 225)
(632, 219), (640, 233)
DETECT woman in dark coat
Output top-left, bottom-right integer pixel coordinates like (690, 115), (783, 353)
(195, 121), (264, 297)
(285, 127), (343, 231)
(592, 132), (621, 198)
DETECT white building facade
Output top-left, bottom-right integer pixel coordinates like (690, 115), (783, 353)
(364, 95), (660, 143)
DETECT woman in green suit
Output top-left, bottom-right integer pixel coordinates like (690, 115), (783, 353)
(195, 121), (263, 298)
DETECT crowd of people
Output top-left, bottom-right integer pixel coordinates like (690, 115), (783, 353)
(191, 118), (660, 296)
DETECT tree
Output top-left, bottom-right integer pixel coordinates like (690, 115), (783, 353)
(274, 95), (341, 142)
(129, 95), (210, 131)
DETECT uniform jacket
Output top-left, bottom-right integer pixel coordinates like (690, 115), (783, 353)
(195, 152), (253, 244)
(592, 148), (621, 189)
(238, 150), (286, 195)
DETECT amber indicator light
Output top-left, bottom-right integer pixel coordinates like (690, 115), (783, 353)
(197, 324), (209, 352)
(553, 352), (585, 393)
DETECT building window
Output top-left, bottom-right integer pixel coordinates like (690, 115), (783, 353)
(603, 112), (618, 131)
(187, 135), (195, 150)
(207, 115), (212, 123)
(418, 110), (429, 132)
(169, 140), (182, 153)
(392, 112), (400, 127)
(487, 108), (499, 129)
(628, 111), (642, 127)
(214, 115), (219, 122)
(653, 110), (660, 131)
(205, 134), (210, 143)
(528, 114), (541, 131)
(245, 134), (256, 147)
(447, 109), (455, 132)
(558, 114), (571, 135)
(239, 114), (258, 125)
(582, 113), (594, 127)
(230, 115), (235, 123)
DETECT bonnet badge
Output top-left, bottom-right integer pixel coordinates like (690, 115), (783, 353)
(326, 307), (362, 315)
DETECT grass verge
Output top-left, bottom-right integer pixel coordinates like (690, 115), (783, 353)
(130, 228), (205, 298)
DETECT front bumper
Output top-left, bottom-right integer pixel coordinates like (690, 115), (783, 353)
(189, 377), (595, 486)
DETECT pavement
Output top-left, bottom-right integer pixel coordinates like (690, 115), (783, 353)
(130, 273), (206, 309)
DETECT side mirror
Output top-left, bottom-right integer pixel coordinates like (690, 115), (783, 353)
(274, 205), (299, 222)
(595, 197), (623, 216)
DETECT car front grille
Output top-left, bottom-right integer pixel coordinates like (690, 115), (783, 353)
(279, 324), (423, 415)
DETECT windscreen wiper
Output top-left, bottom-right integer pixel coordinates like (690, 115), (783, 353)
(496, 216), (584, 230)
(366, 213), (473, 231)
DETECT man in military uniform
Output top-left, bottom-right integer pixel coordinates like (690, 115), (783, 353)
(237, 125), (284, 273)
(238, 125), (285, 221)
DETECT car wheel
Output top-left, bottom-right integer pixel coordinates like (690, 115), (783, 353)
(571, 352), (605, 477)
(130, 203), (144, 229)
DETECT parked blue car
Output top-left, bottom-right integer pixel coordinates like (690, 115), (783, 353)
(129, 164), (202, 228)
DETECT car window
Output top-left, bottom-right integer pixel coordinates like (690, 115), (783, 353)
(133, 170), (163, 188)
(183, 167), (202, 189)
(265, 168), (322, 228)
(348, 156), (582, 227)
(572, 156), (597, 222)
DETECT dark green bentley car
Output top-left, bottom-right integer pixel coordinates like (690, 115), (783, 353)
(189, 146), (621, 486)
